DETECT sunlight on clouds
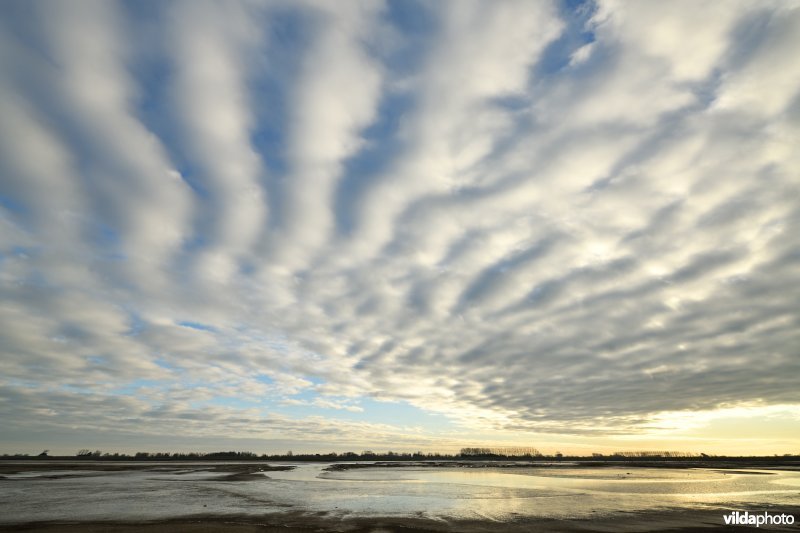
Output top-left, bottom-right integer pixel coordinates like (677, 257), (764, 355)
(632, 404), (800, 446)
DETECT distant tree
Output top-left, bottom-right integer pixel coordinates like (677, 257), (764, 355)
(38, 450), (49, 457)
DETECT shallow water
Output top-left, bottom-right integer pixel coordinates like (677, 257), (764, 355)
(1, 462), (799, 524)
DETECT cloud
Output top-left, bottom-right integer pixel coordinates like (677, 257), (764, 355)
(166, 0), (267, 283)
(0, 0), (798, 453)
(268, 0), (385, 271)
(282, 396), (364, 413)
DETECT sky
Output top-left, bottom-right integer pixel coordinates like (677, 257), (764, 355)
(0, 0), (799, 457)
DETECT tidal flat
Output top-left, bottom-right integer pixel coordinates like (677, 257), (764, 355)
(1, 461), (799, 531)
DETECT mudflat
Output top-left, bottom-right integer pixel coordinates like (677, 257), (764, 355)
(2, 462), (798, 531)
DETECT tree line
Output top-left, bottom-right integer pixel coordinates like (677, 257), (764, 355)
(610, 451), (698, 458)
(4, 449), (798, 462)
(19, 448), (709, 461)
(460, 447), (541, 457)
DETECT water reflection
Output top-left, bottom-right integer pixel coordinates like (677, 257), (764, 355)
(258, 465), (800, 520)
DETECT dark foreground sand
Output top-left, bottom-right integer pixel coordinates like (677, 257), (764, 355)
(2, 507), (798, 533)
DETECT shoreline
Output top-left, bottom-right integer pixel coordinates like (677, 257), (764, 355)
(321, 460), (800, 471)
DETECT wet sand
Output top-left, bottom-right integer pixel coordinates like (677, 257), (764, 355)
(0, 462), (293, 483)
(0, 507), (793, 532)
(0, 462), (294, 475)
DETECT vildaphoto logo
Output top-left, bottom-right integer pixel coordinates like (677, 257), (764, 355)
(723, 511), (795, 527)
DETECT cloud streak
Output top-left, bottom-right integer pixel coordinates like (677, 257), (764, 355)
(0, 0), (798, 454)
